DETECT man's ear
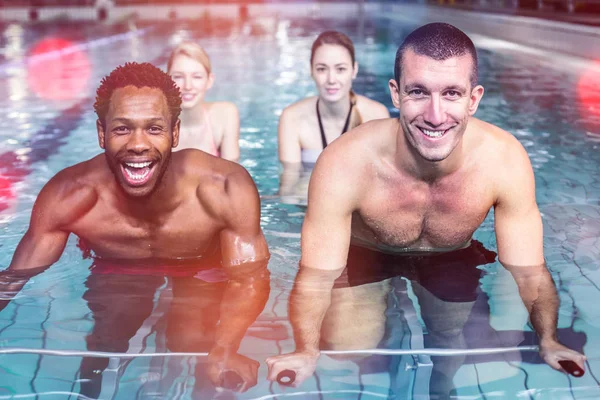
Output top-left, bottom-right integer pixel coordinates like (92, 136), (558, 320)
(97, 119), (106, 149)
(389, 79), (401, 109)
(468, 85), (485, 116)
(172, 118), (181, 148)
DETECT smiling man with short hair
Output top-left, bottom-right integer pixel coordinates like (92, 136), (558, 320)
(2, 62), (270, 393)
(267, 23), (585, 386)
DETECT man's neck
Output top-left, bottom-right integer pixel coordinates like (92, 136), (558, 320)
(394, 122), (464, 183)
(116, 166), (181, 222)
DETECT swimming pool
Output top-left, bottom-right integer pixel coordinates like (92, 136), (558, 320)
(0, 12), (599, 399)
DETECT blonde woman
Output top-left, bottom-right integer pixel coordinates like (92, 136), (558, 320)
(167, 42), (240, 161)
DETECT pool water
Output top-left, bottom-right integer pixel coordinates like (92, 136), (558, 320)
(0, 12), (599, 399)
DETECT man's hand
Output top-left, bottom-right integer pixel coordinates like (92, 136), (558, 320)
(207, 351), (260, 392)
(266, 351), (320, 387)
(539, 338), (586, 376)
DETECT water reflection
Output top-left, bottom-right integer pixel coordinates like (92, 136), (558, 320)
(279, 162), (311, 207)
(275, 241), (587, 398)
(77, 255), (269, 397)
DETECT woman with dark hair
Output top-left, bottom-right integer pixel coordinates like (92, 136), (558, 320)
(278, 31), (389, 202)
(278, 31), (389, 166)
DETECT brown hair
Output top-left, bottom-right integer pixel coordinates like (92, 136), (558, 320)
(167, 42), (211, 74)
(310, 30), (355, 65)
(311, 31), (362, 127)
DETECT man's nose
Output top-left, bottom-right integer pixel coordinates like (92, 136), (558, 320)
(423, 94), (445, 127)
(126, 129), (151, 153)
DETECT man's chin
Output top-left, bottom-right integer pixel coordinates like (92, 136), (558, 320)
(117, 180), (157, 198)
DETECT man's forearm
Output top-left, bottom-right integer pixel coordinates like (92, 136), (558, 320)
(0, 266), (48, 313)
(212, 266), (270, 354)
(289, 266), (343, 354)
(506, 262), (559, 342)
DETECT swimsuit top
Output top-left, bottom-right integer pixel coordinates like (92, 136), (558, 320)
(316, 98), (354, 149)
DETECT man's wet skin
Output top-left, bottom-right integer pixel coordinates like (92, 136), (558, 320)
(321, 243), (493, 399)
(80, 258), (270, 397)
(267, 24), (585, 386)
(2, 63), (271, 393)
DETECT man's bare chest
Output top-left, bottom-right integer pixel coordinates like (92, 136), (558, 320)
(353, 180), (493, 251)
(69, 202), (220, 259)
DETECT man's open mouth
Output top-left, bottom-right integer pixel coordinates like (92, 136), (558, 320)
(419, 127), (450, 139)
(120, 161), (156, 186)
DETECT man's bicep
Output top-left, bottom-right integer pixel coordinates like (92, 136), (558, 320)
(494, 147), (544, 266)
(301, 164), (354, 271)
(9, 227), (69, 270)
(219, 171), (269, 271)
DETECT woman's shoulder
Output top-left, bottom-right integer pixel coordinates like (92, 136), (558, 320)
(205, 101), (239, 118)
(281, 96), (317, 120)
(354, 94), (390, 120)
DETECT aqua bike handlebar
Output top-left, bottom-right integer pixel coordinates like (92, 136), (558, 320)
(558, 360), (585, 377)
(274, 346), (585, 385)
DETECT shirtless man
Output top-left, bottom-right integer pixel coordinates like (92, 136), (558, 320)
(266, 23), (585, 386)
(0, 62), (269, 392)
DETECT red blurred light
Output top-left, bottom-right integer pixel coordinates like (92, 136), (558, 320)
(27, 38), (91, 101)
(577, 61), (600, 119)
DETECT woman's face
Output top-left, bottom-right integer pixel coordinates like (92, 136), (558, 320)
(169, 54), (213, 109)
(311, 44), (358, 103)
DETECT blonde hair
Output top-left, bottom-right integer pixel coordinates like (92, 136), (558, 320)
(167, 42), (211, 74)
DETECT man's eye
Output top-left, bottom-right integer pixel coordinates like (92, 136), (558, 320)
(409, 89), (424, 96)
(148, 126), (163, 134)
(446, 90), (460, 97)
(114, 126), (129, 134)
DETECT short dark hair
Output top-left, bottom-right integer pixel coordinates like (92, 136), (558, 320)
(94, 62), (182, 129)
(394, 23), (478, 88)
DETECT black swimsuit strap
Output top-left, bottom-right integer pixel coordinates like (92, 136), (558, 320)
(316, 99), (354, 150)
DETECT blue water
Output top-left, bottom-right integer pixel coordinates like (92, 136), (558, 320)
(0, 12), (599, 399)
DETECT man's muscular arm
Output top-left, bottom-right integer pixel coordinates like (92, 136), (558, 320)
(267, 144), (359, 386)
(494, 137), (586, 373)
(1, 169), (97, 312)
(205, 167), (270, 392)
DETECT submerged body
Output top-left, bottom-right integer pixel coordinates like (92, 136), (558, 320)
(4, 63), (268, 393)
(267, 23), (585, 386)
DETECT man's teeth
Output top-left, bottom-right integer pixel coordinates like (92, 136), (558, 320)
(422, 129), (445, 138)
(125, 162), (152, 168)
(124, 167), (150, 181)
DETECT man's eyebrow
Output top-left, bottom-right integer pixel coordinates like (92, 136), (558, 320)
(444, 85), (468, 92)
(403, 83), (427, 92)
(109, 117), (167, 124)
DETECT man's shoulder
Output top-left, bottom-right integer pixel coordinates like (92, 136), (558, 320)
(46, 155), (105, 195)
(312, 120), (395, 187)
(175, 151), (257, 206)
(470, 118), (527, 159)
(33, 156), (104, 228)
(331, 118), (395, 155)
